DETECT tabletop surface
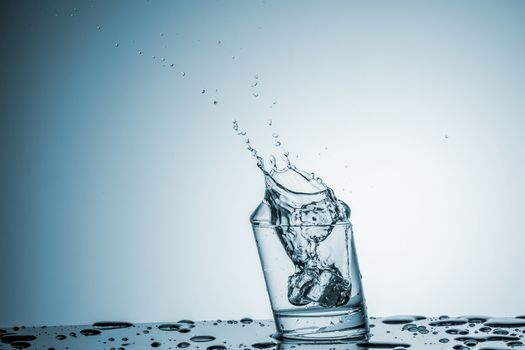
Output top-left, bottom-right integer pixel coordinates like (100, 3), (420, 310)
(1, 315), (525, 349)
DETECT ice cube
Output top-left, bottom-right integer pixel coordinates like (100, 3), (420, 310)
(306, 268), (351, 307)
(287, 268), (318, 306)
(287, 267), (351, 307)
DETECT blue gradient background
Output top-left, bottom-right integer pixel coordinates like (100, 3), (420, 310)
(1, 0), (525, 327)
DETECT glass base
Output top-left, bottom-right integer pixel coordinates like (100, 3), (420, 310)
(273, 304), (369, 341)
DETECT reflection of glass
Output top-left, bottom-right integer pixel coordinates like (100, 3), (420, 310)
(252, 203), (369, 340)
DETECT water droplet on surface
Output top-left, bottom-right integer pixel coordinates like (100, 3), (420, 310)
(181, 72), (186, 76)
(177, 342), (190, 348)
(429, 318), (468, 327)
(55, 334), (66, 340)
(10, 341), (31, 349)
(201, 89), (206, 94)
(151, 341), (161, 347)
(267, 119), (272, 126)
(213, 101), (218, 105)
(157, 324), (181, 331)
(251, 342), (277, 349)
(240, 318), (253, 324)
(190, 335), (216, 342)
(93, 322), (133, 330)
(382, 316), (426, 325)
(1, 335), (37, 343)
(357, 342), (411, 348)
(80, 329), (101, 336)
(252, 93), (259, 98)
(484, 318), (525, 328)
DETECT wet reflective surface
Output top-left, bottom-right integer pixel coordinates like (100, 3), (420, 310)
(1, 316), (525, 349)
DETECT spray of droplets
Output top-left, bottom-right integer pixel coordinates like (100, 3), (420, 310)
(232, 119), (327, 187)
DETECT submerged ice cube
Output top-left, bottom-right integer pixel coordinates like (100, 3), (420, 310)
(288, 268), (317, 306)
(288, 267), (351, 307)
(306, 268), (351, 307)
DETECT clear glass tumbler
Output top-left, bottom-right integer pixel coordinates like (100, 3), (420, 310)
(251, 201), (369, 341)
